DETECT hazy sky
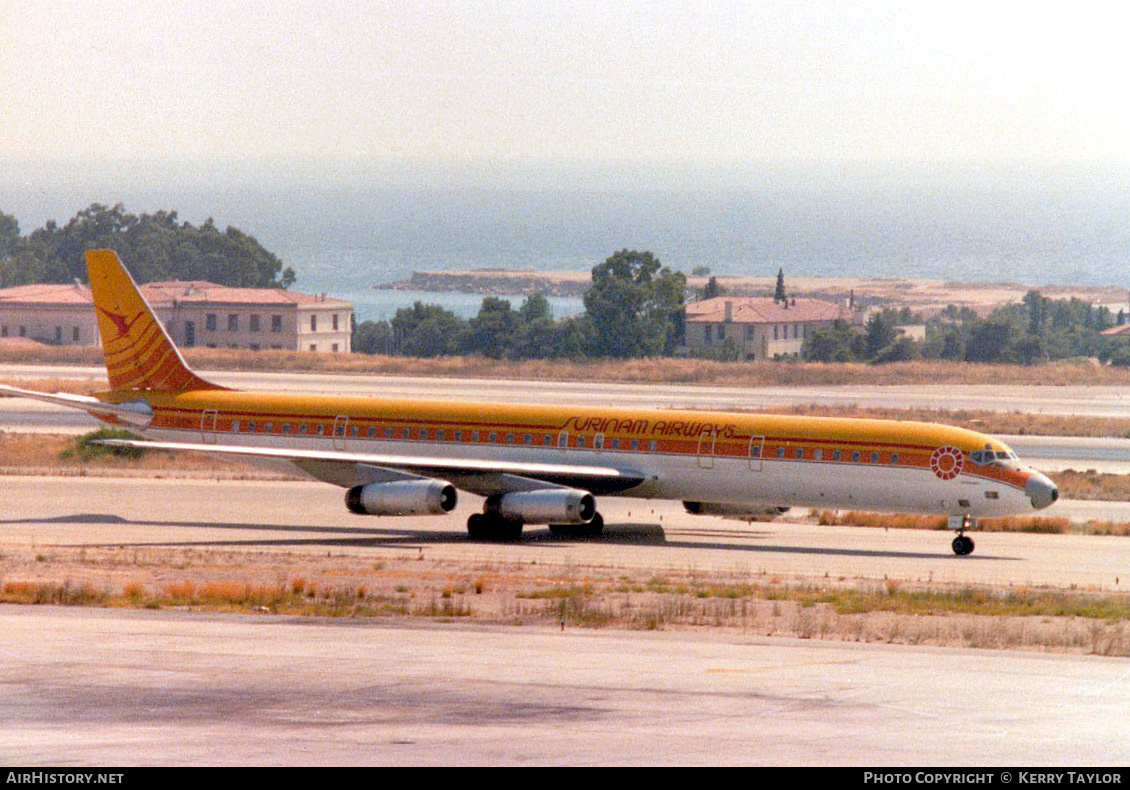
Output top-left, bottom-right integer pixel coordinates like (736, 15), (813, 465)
(3, 0), (1128, 174)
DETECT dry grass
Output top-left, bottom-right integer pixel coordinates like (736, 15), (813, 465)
(814, 509), (1130, 536)
(6, 338), (1130, 388)
(5, 545), (1130, 655)
(0, 431), (293, 479)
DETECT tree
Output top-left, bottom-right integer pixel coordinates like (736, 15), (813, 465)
(2, 203), (295, 288)
(863, 312), (898, 360)
(353, 320), (393, 355)
(462, 297), (518, 358)
(582, 250), (686, 358)
(0, 211), (19, 260)
(390, 302), (466, 358)
(774, 268), (787, 304)
(696, 276), (726, 301)
(804, 320), (862, 362)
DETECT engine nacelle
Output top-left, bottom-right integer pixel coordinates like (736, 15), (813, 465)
(683, 502), (790, 521)
(487, 489), (595, 524)
(346, 480), (457, 516)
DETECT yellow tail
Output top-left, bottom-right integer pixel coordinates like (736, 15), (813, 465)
(86, 249), (223, 393)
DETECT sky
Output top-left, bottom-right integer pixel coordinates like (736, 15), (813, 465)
(3, 0), (1129, 181)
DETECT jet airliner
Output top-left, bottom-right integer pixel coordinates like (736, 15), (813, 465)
(0, 250), (1059, 555)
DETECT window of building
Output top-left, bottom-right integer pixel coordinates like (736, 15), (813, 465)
(311, 315), (317, 332)
(72, 327), (80, 342)
(228, 314), (238, 331)
(332, 314), (339, 331)
(271, 315), (282, 332)
(206, 314), (217, 332)
(250, 315), (260, 332)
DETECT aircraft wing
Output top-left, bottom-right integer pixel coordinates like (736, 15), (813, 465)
(96, 438), (650, 497)
(0, 384), (154, 428)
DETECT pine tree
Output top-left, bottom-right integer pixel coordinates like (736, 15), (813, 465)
(774, 268), (787, 304)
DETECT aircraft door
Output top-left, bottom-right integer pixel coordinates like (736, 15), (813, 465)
(748, 435), (765, 471)
(697, 429), (717, 469)
(333, 416), (350, 450)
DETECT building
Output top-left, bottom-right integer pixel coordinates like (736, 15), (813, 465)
(0, 280), (352, 353)
(682, 296), (849, 360)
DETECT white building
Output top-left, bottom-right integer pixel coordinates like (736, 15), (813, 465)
(0, 280), (352, 353)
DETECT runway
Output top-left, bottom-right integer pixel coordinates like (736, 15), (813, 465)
(4, 367), (1130, 764)
(5, 363), (1130, 416)
(2, 475), (1129, 590)
(2, 474), (1129, 765)
(5, 364), (1130, 471)
(3, 604), (1128, 766)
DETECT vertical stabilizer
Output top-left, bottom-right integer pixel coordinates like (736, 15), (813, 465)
(86, 249), (222, 392)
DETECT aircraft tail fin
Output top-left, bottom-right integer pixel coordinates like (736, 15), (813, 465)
(86, 249), (224, 393)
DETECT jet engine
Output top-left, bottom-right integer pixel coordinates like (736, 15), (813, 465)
(683, 502), (790, 521)
(487, 489), (595, 524)
(346, 480), (457, 516)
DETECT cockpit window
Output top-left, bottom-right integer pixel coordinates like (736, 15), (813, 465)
(969, 449), (1020, 469)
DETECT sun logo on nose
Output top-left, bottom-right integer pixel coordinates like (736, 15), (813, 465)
(930, 446), (964, 480)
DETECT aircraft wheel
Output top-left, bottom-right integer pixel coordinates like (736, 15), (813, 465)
(468, 513), (523, 541)
(583, 512), (605, 537)
(952, 535), (975, 556)
(549, 512), (604, 539)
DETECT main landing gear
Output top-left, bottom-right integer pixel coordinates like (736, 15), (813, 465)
(466, 512), (523, 541)
(950, 515), (976, 556)
(548, 512), (604, 538)
(466, 512), (605, 541)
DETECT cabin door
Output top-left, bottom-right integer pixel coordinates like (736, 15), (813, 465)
(332, 416), (350, 450)
(200, 409), (218, 443)
(697, 429), (717, 469)
(748, 435), (765, 472)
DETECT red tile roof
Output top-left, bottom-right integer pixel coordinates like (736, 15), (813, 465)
(0, 281), (349, 309)
(685, 296), (846, 324)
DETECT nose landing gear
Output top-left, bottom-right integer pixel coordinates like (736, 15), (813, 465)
(949, 515), (976, 556)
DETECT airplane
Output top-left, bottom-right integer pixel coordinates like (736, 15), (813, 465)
(0, 250), (1059, 556)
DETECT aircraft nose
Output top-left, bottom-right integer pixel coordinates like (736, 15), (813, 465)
(1025, 472), (1059, 510)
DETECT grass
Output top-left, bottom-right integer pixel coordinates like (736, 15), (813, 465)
(813, 510), (1130, 536)
(8, 339), (1130, 388)
(6, 545), (1130, 655)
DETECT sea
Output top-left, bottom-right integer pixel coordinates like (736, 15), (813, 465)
(6, 162), (1130, 323)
